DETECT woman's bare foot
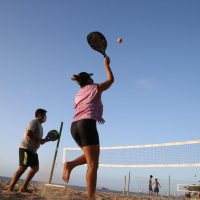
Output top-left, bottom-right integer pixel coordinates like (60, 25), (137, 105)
(62, 162), (73, 183)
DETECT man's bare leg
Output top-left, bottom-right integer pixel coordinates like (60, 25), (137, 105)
(19, 165), (39, 192)
(8, 166), (27, 191)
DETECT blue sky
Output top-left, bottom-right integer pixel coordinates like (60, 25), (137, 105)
(0, 0), (200, 193)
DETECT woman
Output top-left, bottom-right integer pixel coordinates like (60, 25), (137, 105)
(63, 57), (114, 200)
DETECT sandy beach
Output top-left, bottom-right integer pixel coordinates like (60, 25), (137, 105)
(0, 178), (181, 200)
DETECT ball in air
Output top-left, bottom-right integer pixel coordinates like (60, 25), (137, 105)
(117, 37), (123, 43)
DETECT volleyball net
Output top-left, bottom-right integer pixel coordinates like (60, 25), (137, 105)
(63, 140), (200, 168)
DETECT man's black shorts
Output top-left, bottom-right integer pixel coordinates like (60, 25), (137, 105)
(19, 148), (39, 167)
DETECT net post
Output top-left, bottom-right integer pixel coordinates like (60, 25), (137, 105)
(168, 175), (171, 198)
(48, 122), (64, 184)
(127, 171), (131, 195)
(123, 175), (126, 195)
(62, 148), (66, 164)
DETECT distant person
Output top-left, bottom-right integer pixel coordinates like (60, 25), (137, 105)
(185, 192), (191, 198)
(149, 175), (153, 196)
(154, 178), (161, 196)
(9, 109), (48, 192)
(62, 56), (114, 200)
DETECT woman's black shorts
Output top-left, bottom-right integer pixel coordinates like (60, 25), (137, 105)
(71, 119), (99, 147)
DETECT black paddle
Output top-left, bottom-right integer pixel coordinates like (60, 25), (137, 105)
(44, 130), (59, 142)
(87, 31), (108, 57)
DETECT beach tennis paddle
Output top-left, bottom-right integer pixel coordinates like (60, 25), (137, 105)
(87, 31), (107, 57)
(44, 130), (59, 142)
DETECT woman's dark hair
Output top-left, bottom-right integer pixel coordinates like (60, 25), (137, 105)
(78, 76), (91, 87)
(35, 108), (47, 117)
(72, 72), (93, 87)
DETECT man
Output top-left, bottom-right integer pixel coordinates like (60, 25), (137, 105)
(154, 178), (161, 196)
(149, 175), (153, 196)
(9, 108), (48, 192)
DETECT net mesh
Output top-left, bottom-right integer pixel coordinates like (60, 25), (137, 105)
(63, 140), (200, 168)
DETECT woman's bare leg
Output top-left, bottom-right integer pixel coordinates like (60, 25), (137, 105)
(62, 154), (86, 183)
(82, 144), (100, 200)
